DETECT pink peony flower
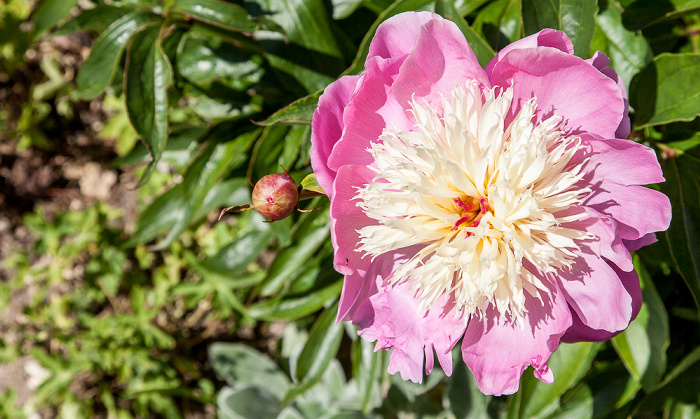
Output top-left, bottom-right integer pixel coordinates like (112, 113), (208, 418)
(310, 12), (672, 396)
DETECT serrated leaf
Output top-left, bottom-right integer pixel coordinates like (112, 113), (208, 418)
(622, 0), (700, 30)
(125, 23), (172, 185)
(521, 0), (598, 57)
(170, 0), (261, 32)
(591, 0), (653, 88)
(74, 10), (158, 99)
(258, 91), (321, 126)
(436, 0), (496, 68)
(510, 342), (600, 419)
(630, 53), (700, 128)
(659, 147), (700, 316)
(612, 256), (669, 392)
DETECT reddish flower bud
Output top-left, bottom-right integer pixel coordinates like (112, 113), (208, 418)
(251, 173), (299, 221)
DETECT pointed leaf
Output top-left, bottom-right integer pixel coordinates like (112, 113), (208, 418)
(171, 0), (261, 32)
(74, 10), (158, 99)
(258, 91), (321, 126)
(630, 53), (700, 128)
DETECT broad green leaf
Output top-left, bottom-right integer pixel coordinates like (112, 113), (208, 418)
(258, 91), (321, 126)
(200, 229), (274, 274)
(659, 147), (700, 315)
(283, 303), (344, 403)
(209, 343), (290, 399)
(436, 0), (496, 68)
(634, 346), (700, 415)
(125, 23), (172, 185)
(612, 256), (669, 392)
(74, 10), (158, 99)
(254, 0), (345, 94)
(217, 386), (281, 419)
(446, 348), (492, 419)
(247, 281), (342, 321)
(456, 0), (493, 16)
(521, 0), (598, 57)
(591, 0), (653, 88)
(472, 0), (523, 52)
(52, 5), (132, 36)
(630, 53), (700, 128)
(343, 0), (435, 76)
(31, 0), (79, 40)
(510, 342), (600, 419)
(170, 0), (261, 32)
(622, 0), (700, 30)
(332, 0), (366, 19)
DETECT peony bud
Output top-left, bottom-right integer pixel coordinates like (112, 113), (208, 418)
(251, 173), (299, 221)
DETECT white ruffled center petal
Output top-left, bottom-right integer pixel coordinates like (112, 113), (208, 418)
(354, 83), (592, 321)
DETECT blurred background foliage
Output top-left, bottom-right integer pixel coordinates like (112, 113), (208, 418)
(0, 0), (698, 417)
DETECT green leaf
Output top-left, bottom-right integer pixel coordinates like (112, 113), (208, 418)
(343, 0), (434, 76)
(74, 10), (158, 99)
(521, 0), (598, 57)
(31, 0), (79, 40)
(351, 337), (384, 412)
(52, 5), (133, 36)
(209, 343), (290, 399)
(332, 0), (366, 19)
(258, 91), (321, 126)
(301, 173), (325, 195)
(201, 229), (274, 274)
(125, 23), (172, 184)
(510, 342), (600, 419)
(471, 0), (523, 52)
(436, 0), (496, 68)
(447, 348), (492, 419)
(247, 281), (342, 321)
(622, 0), (700, 30)
(612, 256), (669, 392)
(591, 0), (653, 88)
(170, 0), (261, 32)
(630, 53), (700, 128)
(217, 386), (281, 419)
(659, 147), (700, 315)
(283, 303), (344, 403)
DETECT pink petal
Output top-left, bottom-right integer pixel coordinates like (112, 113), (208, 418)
(583, 135), (665, 186)
(327, 55), (411, 172)
(391, 18), (491, 113)
(310, 75), (361, 197)
(583, 181), (672, 241)
(561, 266), (642, 343)
(368, 11), (441, 60)
(353, 285), (467, 382)
(585, 51), (630, 138)
(485, 28), (574, 77)
(624, 233), (658, 252)
(570, 209), (633, 271)
(489, 47), (626, 139)
(462, 282), (572, 396)
(557, 249), (633, 332)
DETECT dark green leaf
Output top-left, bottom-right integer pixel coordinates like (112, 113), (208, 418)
(201, 229), (274, 274)
(521, 0), (598, 57)
(343, 0), (435, 76)
(630, 53), (700, 128)
(622, 0), (700, 30)
(209, 343), (290, 399)
(659, 147), (700, 315)
(510, 342), (600, 419)
(436, 0), (496, 68)
(52, 5), (133, 36)
(612, 256), (669, 392)
(247, 281), (342, 321)
(31, 0), (78, 40)
(170, 0), (261, 32)
(125, 23), (172, 184)
(332, 0), (366, 19)
(258, 91), (321, 126)
(74, 10), (158, 99)
(447, 349), (492, 419)
(283, 303), (344, 403)
(351, 338), (384, 412)
(591, 0), (653, 88)
(471, 0), (523, 52)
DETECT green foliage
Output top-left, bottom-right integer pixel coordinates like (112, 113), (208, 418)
(2, 0), (699, 417)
